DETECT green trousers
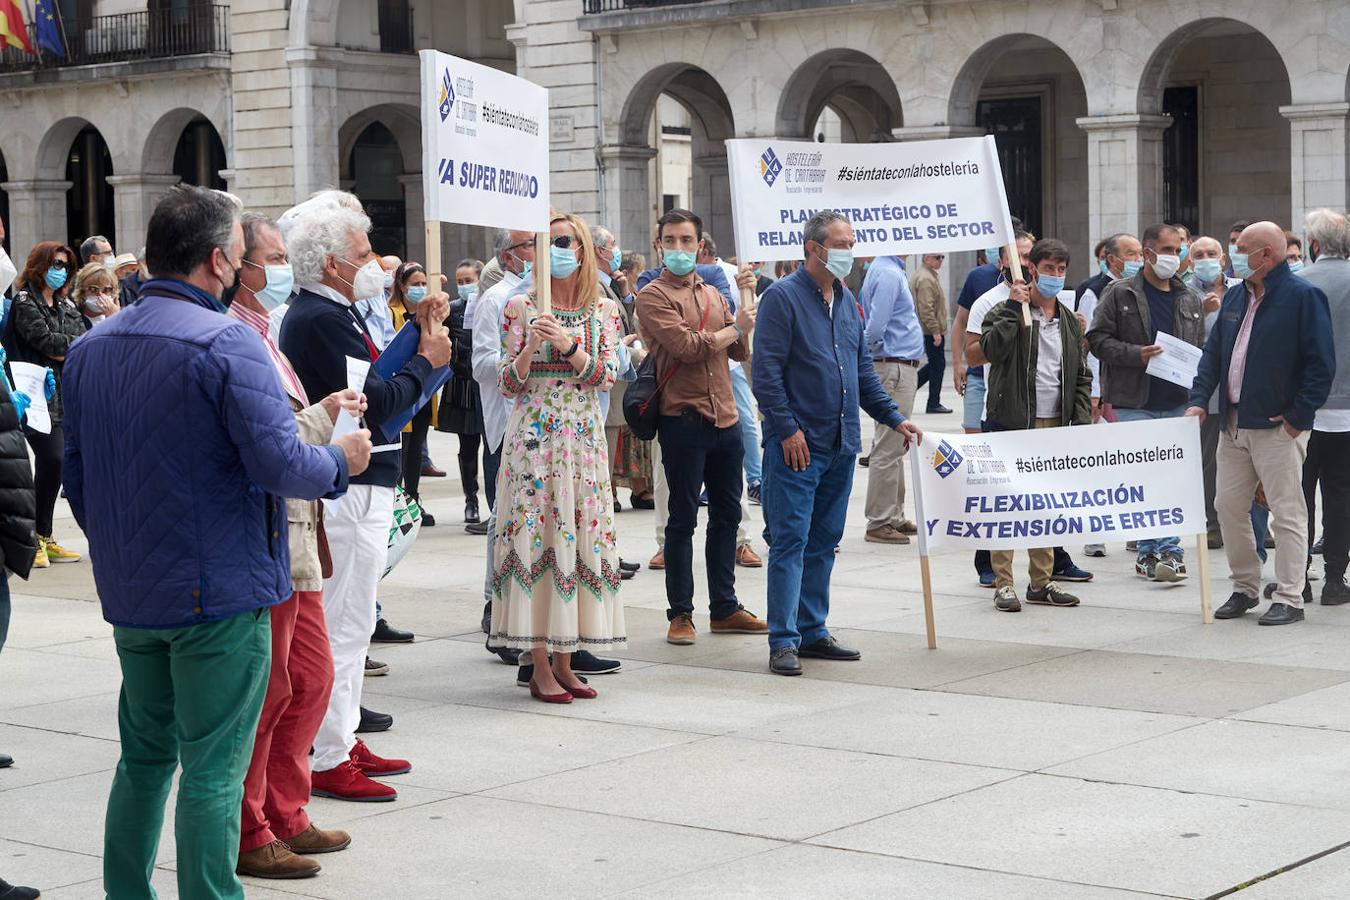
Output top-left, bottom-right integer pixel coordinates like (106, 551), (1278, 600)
(104, 608), (271, 900)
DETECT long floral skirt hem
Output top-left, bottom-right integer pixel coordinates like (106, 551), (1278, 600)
(488, 548), (626, 652)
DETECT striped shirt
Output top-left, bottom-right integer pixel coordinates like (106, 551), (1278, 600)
(229, 302), (308, 406)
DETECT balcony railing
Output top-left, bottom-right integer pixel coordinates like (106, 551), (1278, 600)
(583, 0), (713, 12)
(0, 5), (229, 74)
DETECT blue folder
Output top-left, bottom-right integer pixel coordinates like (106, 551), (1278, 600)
(371, 322), (452, 444)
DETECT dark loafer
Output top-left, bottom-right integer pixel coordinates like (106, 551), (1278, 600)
(572, 650), (622, 674)
(798, 635), (861, 661)
(371, 619), (414, 643)
(770, 646), (802, 676)
(1322, 579), (1350, 606)
(1258, 602), (1305, 626)
(1213, 592), (1259, 619)
(355, 707), (392, 734)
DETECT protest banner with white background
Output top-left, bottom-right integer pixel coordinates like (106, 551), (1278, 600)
(725, 135), (1015, 262)
(419, 50), (550, 233)
(906, 417), (1212, 647)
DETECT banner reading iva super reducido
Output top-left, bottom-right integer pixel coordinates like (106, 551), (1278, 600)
(725, 135), (1015, 261)
(914, 418), (1205, 551)
(419, 50), (550, 232)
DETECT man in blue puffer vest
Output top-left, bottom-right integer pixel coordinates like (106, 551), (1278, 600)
(61, 185), (373, 900)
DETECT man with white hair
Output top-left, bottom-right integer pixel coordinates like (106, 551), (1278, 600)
(1297, 208), (1350, 605)
(280, 203), (452, 800)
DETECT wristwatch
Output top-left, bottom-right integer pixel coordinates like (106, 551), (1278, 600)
(561, 337), (581, 358)
(732, 322), (745, 340)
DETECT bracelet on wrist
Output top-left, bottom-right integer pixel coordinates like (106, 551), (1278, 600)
(561, 338), (581, 359)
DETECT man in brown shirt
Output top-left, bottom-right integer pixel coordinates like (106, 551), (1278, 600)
(911, 252), (952, 414)
(636, 208), (765, 645)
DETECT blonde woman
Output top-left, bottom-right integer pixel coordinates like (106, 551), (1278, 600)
(72, 261), (120, 325)
(490, 212), (625, 702)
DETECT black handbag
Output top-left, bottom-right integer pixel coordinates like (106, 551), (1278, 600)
(623, 290), (711, 440)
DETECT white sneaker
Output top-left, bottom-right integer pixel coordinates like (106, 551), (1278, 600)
(1083, 543), (1106, 557)
(1155, 554), (1188, 582)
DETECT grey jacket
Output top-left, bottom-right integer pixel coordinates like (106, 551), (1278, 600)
(288, 400), (335, 592)
(1297, 257), (1350, 410)
(1086, 271), (1205, 409)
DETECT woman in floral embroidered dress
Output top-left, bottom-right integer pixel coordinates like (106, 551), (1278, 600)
(489, 211), (626, 703)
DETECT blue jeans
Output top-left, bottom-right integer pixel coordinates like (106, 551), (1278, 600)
(962, 370), (985, 431)
(1113, 405), (1187, 560)
(762, 443), (854, 652)
(730, 366), (761, 485)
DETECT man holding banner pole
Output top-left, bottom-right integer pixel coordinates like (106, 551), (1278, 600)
(980, 238), (1093, 612)
(754, 211), (920, 676)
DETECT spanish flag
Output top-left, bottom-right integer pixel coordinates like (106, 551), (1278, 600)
(0, 0), (34, 54)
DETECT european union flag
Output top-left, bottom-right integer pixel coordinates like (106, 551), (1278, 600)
(34, 0), (64, 57)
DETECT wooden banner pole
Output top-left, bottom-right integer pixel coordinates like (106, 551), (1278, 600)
(1196, 533), (1213, 624)
(534, 231), (552, 315)
(908, 443), (938, 650)
(424, 220), (442, 293)
(1005, 244), (1032, 328)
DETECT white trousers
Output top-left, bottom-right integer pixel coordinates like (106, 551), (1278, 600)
(312, 483), (394, 772)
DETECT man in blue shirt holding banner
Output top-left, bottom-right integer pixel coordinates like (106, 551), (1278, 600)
(753, 211), (921, 676)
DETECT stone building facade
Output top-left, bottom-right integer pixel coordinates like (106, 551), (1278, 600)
(1, 0), (1347, 287)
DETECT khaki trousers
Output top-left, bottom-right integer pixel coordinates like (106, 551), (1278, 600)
(865, 361), (919, 531)
(1216, 421), (1310, 607)
(991, 418), (1060, 589)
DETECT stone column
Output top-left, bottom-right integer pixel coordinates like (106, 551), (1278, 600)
(398, 173), (426, 267)
(287, 49), (341, 204)
(1075, 114), (1170, 243)
(0, 180), (72, 265)
(691, 152), (732, 258)
(106, 175), (182, 256)
(598, 144), (657, 253)
(1280, 103), (1350, 232)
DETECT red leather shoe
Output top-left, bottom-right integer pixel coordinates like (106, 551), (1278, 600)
(563, 682), (598, 700)
(310, 760), (397, 802)
(349, 738), (411, 776)
(529, 680), (573, 704)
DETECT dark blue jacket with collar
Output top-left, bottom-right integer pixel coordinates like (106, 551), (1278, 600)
(752, 266), (902, 455)
(636, 264), (736, 309)
(62, 278), (349, 630)
(280, 287), (433, 487)
(1188, 261), (1335, 431)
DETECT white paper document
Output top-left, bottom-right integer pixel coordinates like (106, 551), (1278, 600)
(332, 356), (371, 442)
(9, 362), (50, 434)
(1145, 332), (1203, 389)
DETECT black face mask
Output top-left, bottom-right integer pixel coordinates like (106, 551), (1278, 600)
(219, 266), (243, 307)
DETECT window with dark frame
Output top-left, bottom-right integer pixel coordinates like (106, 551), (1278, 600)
(978, 96), (1044, 240)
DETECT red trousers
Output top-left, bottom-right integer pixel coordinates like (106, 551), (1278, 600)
(240, 590), (334, 852)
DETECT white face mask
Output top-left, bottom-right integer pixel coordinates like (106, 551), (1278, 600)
(1150, 254), (1180, 280)
(338, 257), (387, 300)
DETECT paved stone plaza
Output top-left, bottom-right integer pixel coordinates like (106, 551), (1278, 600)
(4, 407), (1350, 898)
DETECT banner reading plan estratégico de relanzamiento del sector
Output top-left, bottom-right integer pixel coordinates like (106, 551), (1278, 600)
(420, 50), (550, 232)
(726, 135), (1016, 262)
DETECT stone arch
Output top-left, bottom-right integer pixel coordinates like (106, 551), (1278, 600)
(337, 103), (422, 181)
(619, 63), (735, 149)
(35, 117), (98, 181)
(1136, 17), (1293, 115)
(141, 107), (229, 176)
(776, 49), (903, 141)
(948, 33), (1088, 127)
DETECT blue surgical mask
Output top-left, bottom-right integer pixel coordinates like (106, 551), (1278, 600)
(608, 247), (622, 274)
(663, 249), (697, 277)
(550, 246), (579, 279)
(817, 247), (853, 280)
(1035, 273), (1065, 298)
(1193, 259), (1222, 285)
(1289, 260), (1305, 273)
(986, 247), (1001, 263)
(253, 263), (293, 312)
(44, 267), (68, 291)
(457, 284), (478, 302)
(1098, 259), (1110, 278)
(406, 286), (427, 303)
(1228, 243), (1239, 262)
(1122, 260), (1144, 278)
(1232, 250), (1258, 280)
(1179, 244), (1190, 262)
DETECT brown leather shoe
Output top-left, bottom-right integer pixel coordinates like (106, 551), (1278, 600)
(735, 544), (763, 567)
(648, 549), (665, 570)
(281, 822), (352, 854)
(710, 607), (768, 633)
(237, 840), (321, 879)
(865, 525), (910, 545)
(895, 520), (919, 535)
(666, 614), (696, 645)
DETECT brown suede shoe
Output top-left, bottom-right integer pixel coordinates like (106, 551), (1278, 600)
(648, 549), (665, 570)
(236, 840), (320, 879)
(282, 822), (352, 854)
(895, 520), (919, 535)
(735, 544), (763, 568)
(865, 525), (910, 545)
(710, 607), (768, 634)
(666, 614), (696, 645)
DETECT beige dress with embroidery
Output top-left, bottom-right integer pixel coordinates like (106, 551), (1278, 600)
(488, 293), (627, 651)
